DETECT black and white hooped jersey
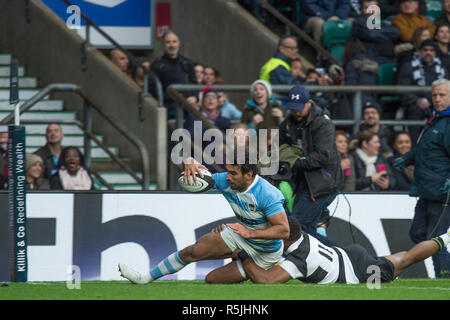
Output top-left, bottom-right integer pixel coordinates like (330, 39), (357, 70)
(279, 232), (360, 284)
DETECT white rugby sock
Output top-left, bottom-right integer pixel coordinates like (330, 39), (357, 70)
(149, 252), (188, 282)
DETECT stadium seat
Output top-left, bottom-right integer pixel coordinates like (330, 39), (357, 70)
(378, 63), (399, 102)
(330, 43), (345, 64)
(426, 0), (443, 19)
(269, 0), (301, 25)
(322, 20), (352, 50)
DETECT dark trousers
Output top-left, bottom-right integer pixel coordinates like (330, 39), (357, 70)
(292, 188), (339, 247)
(409, 198), (450, 278)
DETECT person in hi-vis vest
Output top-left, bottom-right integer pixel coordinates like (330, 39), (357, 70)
(259, 35), (304, 85)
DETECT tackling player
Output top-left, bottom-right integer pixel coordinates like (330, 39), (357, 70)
(222, 216), (450, 284)
(119, 150), (289, 284)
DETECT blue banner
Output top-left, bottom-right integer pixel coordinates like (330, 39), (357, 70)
(42, 0), (153, 48)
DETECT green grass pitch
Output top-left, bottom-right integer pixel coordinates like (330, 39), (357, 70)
(0, 279), (449, 300)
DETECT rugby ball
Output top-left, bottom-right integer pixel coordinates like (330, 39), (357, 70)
(178, 168), (215, 193)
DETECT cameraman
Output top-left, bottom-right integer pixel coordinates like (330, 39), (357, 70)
(278, 86), (343, 247)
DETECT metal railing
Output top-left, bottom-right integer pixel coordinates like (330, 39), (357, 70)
(0, 83), (151, 190)
(168, 84), (430, 134)
(57, 0), (164, 112)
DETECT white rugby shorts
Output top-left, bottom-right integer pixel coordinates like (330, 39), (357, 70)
(220, 225), (283, 278)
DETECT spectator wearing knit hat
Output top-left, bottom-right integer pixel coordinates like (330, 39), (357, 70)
(241, 80), (286, 130)
(26, 153), (50, 190)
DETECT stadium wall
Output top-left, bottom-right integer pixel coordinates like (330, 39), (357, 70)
(0, 192), (439, 282)
(0, 0), (167, 189)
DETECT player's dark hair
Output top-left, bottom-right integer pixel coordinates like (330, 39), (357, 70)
(287, 216), (302, 241)
(227, 148), (258, 177)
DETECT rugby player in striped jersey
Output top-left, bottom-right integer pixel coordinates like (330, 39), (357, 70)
(229, 216), (450, 284)
(119, 150), (290, 284)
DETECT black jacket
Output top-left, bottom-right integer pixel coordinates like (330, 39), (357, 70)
(34, 144), (61, 180)
(350, 150), (397, 191)
(279, 104), (343, 198)
(150, 53), (197, 105)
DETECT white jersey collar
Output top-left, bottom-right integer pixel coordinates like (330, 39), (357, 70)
(285, 234), (303, 256)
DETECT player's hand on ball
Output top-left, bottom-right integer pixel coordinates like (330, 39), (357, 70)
(183, 157), (208, 184)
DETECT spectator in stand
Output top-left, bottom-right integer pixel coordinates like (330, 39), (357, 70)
(305, 68), (321, 83)
(34, 123), (64, 180)
(241, 80), (286, 130)
(110, 48), (131, 77)
(396, 27), (432, 69)
(434, 24), (450, 73)
(350, 130), (397, 191)
(343, 37), (379, 105)
(351, 0), (400, 64)
(259, 35), (304, 85)
(378, 0), (427, 20)
(290, 58), (307, 83)
(150, 31), (197, 110)
(202, 66), (223, 86)
(50, 146), (94, 190)
(26, 153), (50, 190)
(352, 101), (393, 157)
(396, 39), (447, 143)
(391, 0), (435, 43)
(299, 0), (351, 44)
(386, 131), (414, 191)
(184, 87), (231, 135)
(184, 87), (231, 173)
(131, 57), (151, 89)
(335, 130), (356, 191)
(194, 63), (205, 84)
(434, 0), (450, 26)
(218, 90), (242, 124)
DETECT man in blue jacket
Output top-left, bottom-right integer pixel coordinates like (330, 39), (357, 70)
(299, 0), (351, 43)
(394, 78), (450, 278)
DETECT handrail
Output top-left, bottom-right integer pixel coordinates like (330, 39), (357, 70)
(59, 0), (164, 111)
(168, 84), (431, 133)
(0, 83), (151, 190)
(256, 0), (341, 66)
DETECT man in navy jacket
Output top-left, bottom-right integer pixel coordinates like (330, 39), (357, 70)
(394, 78), (450, 278)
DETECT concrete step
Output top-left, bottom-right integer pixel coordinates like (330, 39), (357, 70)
(0, 88), (46, 100)
(0, 54), (11, 65)
(98, 171), (142, 184)
(0, 99), (63, 111)
(0, 77), (37, 88)
(0, 65), (25, 77)
(0, 110), (76, 122)
(21, 123), (83, 134)
(91, 158), (132, 172)
(25, 134), (103, 147)
(26, 146), (118, 158)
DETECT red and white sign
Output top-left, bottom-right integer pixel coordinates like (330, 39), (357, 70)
(156, 3), (171, 40)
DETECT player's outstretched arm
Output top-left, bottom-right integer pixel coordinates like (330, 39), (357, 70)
(239, 251), (291, 284)
(183, 156), (208, 183)
(227, 212), (289, 240)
